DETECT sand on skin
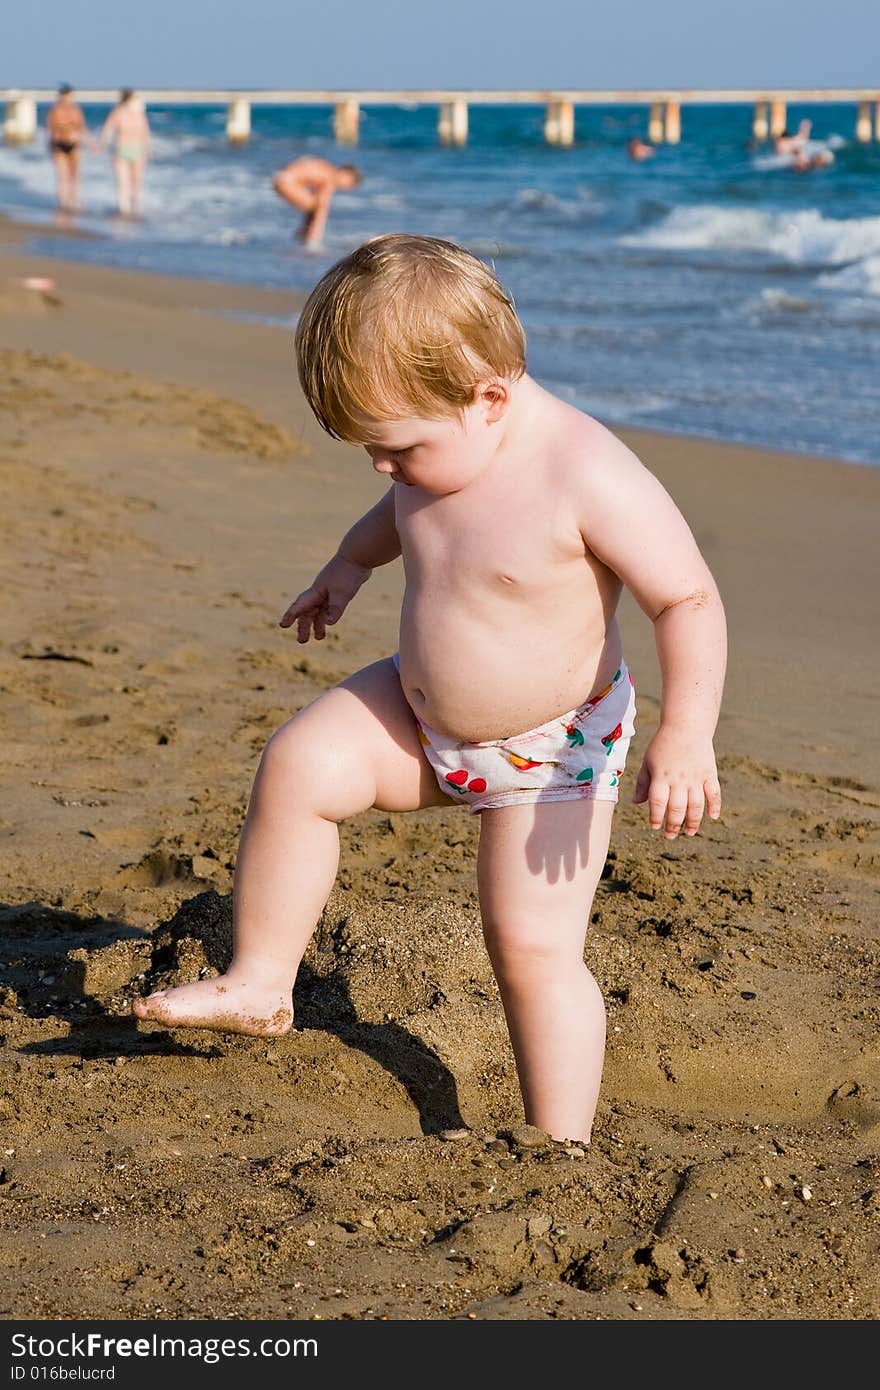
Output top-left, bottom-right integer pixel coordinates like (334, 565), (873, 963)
(0, 241), (879, 1320)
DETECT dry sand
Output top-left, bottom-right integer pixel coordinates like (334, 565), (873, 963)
(1, 236), (879, 1321)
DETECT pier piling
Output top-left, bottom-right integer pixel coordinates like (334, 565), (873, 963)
(544, 100), (575, 145)
(664, 100), (681, 144)
(648, 101), (664, 143)
(770, 100), (787, 138)
(856, 100), (872, 142)
(333, 99), (360, 145)
(3, 95), (36, 144)
(752, 100), (769, 140)
(226, 97), (251, 143)
(438, 98), (468, 146)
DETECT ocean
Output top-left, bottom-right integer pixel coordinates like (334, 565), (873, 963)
(2, 100), (880, 464)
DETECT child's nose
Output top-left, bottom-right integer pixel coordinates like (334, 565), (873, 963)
(371, 454), (395, 474)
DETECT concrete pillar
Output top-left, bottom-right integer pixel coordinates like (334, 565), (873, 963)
(769, 100), (787, 138)
(545, 100), (574, 146)
(226, 97), (251, 143)
(856, 100), (872, 143)
(648, 101), (664, 143)
(438, 98), (468, 146)
(333, 99), (360, 145)
(3, 95), (37, 144)
(752, 101), (769, 140)
(875, 100), (880, 142)
(664, 100), (681, 144)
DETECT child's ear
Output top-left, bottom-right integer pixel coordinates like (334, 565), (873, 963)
(478, 379), (510, 423)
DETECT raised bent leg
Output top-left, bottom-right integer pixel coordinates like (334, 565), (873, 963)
(133, 658), (448, 1034)
(477, 798), (616, 1143)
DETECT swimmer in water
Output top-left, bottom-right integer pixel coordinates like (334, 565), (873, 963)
(627, 136), (655, 162)
(774, 119), (812, 156)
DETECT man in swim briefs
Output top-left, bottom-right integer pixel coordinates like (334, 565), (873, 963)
(46, 84), (87, 212)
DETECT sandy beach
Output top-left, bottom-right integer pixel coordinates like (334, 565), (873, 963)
(1, 229), (879, 1321)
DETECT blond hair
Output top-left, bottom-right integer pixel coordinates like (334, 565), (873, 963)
(294, 234), (526, 440)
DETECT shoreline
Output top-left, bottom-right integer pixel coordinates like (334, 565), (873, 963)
(1, 228), (879, 1320)
(3, 212), (877, 472)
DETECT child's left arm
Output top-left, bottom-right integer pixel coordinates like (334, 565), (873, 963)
(577, 430), (727, 840)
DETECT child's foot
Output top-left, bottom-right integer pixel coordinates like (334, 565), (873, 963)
(132, 975), (293, 1036)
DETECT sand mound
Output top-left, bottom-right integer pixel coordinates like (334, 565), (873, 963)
(0, 349), (306, 460)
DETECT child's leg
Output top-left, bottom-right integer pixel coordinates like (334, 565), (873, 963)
(476, 798), (616, 1144)
(133, 658), (448, 1034)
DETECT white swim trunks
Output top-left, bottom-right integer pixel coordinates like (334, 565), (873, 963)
(393, 655), (637, 814)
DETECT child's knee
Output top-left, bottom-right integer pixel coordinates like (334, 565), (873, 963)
(255, 712), (376, 817)
(481, 915), (579, 975)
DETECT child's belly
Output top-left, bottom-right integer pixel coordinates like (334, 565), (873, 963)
(398, 590), (622, 742)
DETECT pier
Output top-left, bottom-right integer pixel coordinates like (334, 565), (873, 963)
(4, 87), (880, 147)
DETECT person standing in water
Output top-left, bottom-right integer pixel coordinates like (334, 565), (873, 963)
(45, 83), (87, 212)
(272, 157), (362, 248)
(98, 90), (151, 217)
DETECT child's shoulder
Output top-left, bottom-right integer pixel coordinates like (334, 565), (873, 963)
(542, 394), (647, 491)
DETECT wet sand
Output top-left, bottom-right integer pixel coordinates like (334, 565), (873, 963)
(1, 240), (879, 1320)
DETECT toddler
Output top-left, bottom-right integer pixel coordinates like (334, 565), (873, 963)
(134, 235), (726, 1143)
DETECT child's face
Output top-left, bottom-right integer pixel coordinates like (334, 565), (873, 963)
(358, 387), (506, 496)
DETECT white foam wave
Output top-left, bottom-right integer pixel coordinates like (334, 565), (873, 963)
(756, 287), (814, 313)
(622, 205), (880, 267)
(818, 256), (880, 296)
(514, 187), (592, 219)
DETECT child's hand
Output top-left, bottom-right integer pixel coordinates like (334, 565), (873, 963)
(632, 728), (722, 839)
(279, 554), (371, 643)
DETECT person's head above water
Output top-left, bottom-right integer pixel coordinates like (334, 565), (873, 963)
(294, 234), (527, 442)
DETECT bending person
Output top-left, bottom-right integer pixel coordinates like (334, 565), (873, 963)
(272, 157), (361, 248)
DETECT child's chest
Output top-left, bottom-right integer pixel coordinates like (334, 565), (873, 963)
(396, 478), (586, 596)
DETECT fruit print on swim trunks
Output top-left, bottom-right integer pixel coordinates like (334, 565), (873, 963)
(564, 669), (622, 748)
(506, 750), (546, 772)
(602, 722), (623, 756)
(445, 769), (487, 795)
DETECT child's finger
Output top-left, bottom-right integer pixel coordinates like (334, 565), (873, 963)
(296, 612), (312, 643)
(648, 783), (669, 830)
(279, 595), (309, 627)
(705, 778), (723, 820)
(684, 785), (705, 836)
(631, 761), (651, 804)
(280, 586), (322, 625)
(313, 613), (326, 641)
(663, 788), (689, 838)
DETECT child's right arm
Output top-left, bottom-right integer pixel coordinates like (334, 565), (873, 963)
(279, 486), (400, 643)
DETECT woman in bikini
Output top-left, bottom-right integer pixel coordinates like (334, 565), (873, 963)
(46, 84), (87, 212)
(99, 90), (151, 218)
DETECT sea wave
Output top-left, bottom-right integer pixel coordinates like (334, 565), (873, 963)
(621, 205), (880, 268)
(818, 255), (880, 296)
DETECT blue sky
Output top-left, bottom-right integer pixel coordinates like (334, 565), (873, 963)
(3, 0), (878, 90)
